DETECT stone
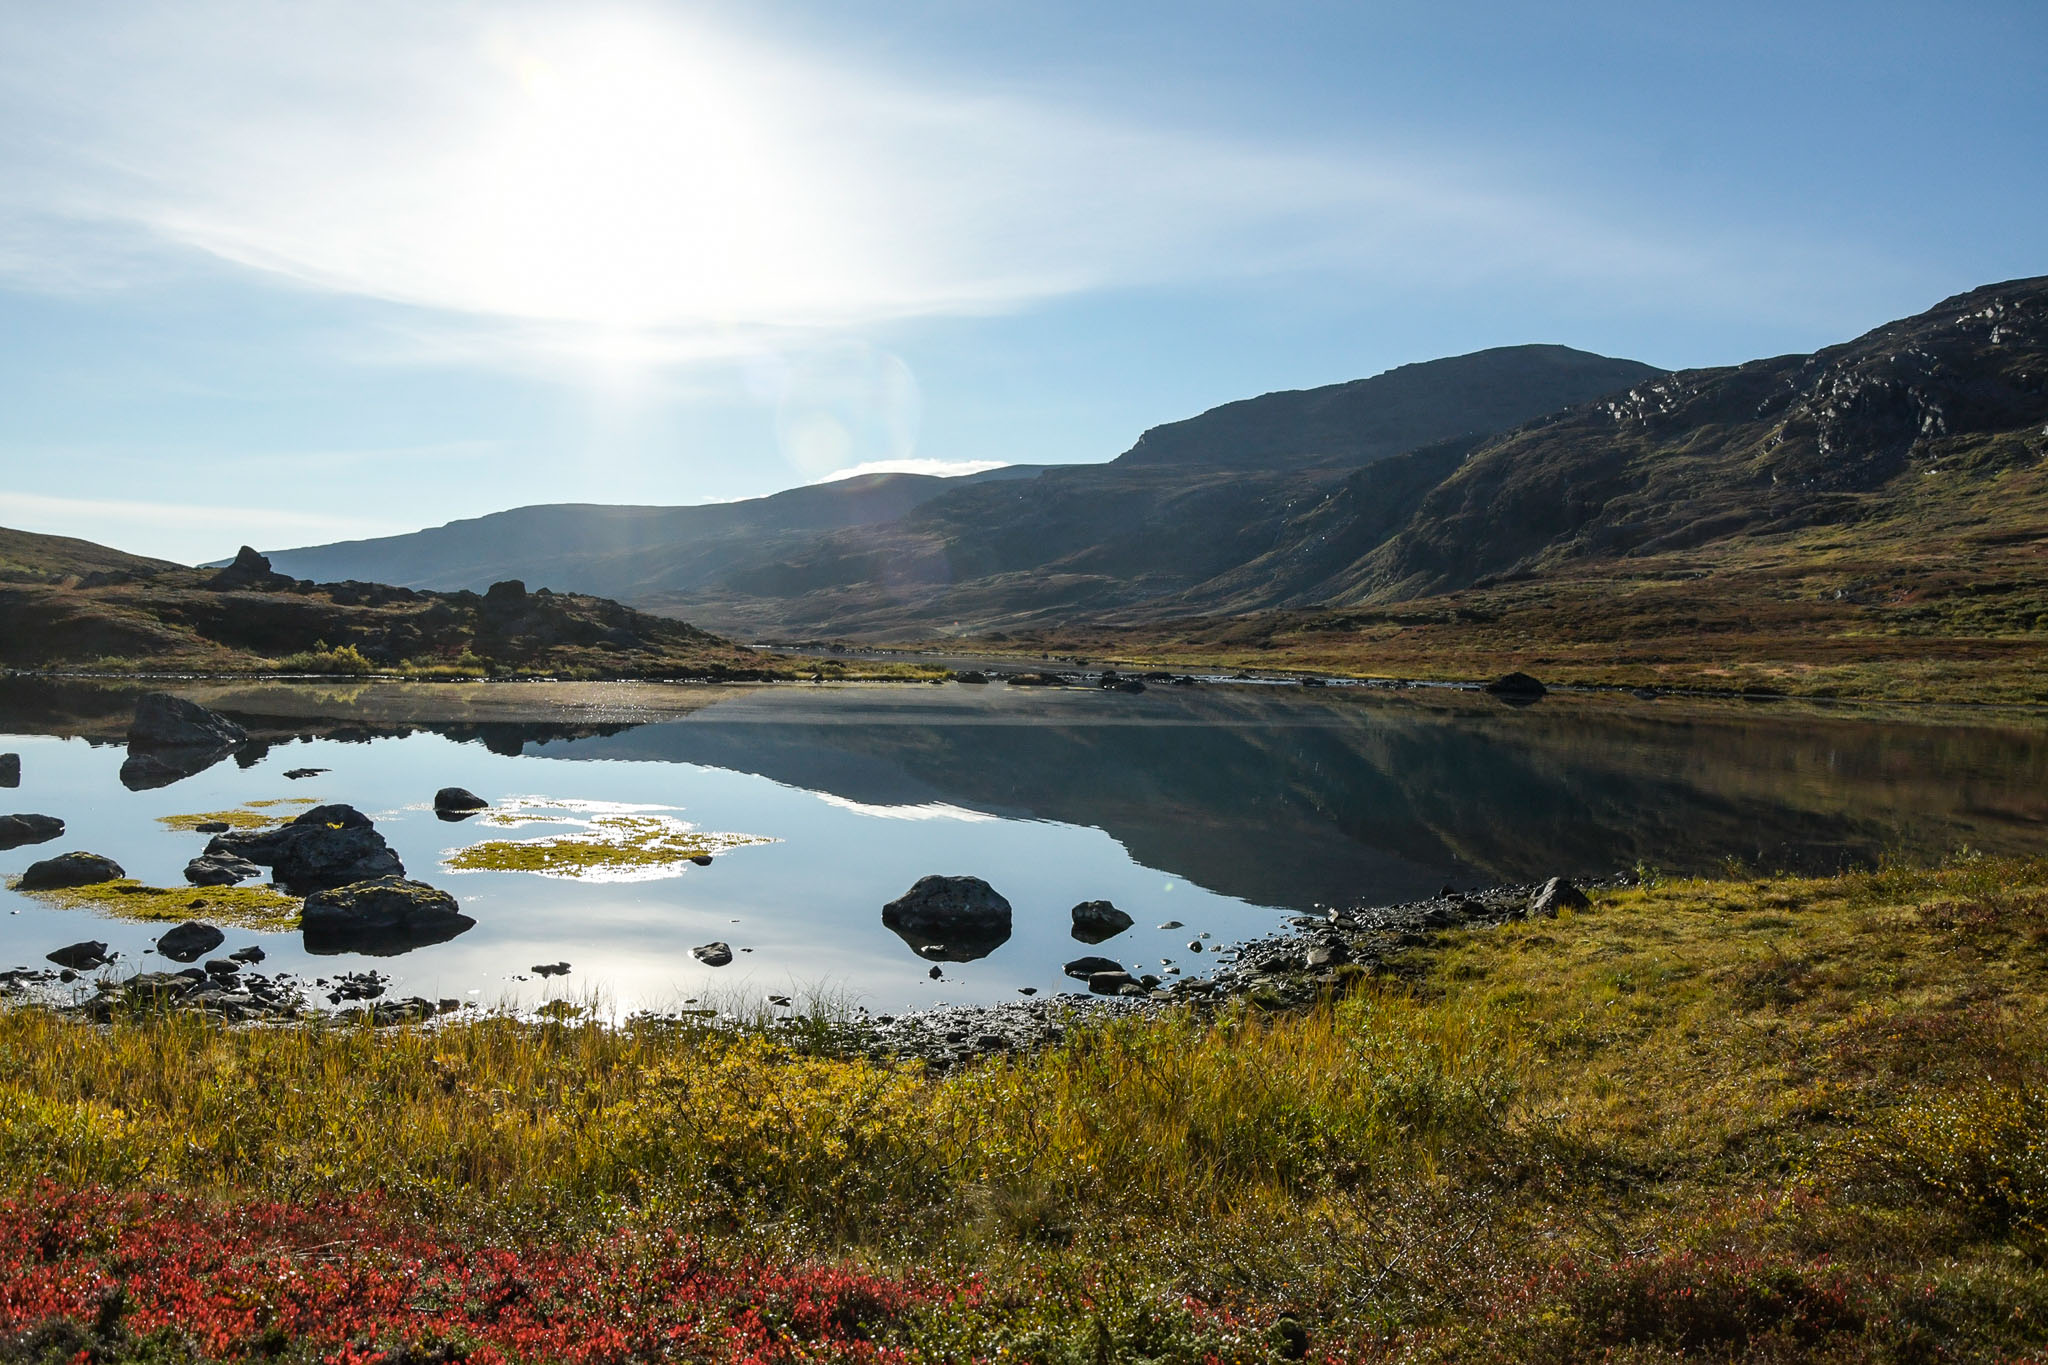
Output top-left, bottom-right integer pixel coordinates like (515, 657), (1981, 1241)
(1305, 941), (1349, 969)
(531, 962), (570, 977)
(1482, 671), (1548, 700)
(203, 958), (240, 976)
(193, 821), (231, 834)
(46, 940), (110, 970)
(17, 851), (125, 890)
(1531, 876), (1591, 918)
(433, 787), (489, 813)
(209, 804), (403, 894)
(127, 693), (248, 748)
(183, 852), (263, 887)
(283, 768), (328, 779)
(204, 545), (294, 592)
(300, 877), (473, 955)
(0, 753), (16, 787)
(1087, 970), (1139, 996)
(228, 945), (266, 964)
(1069, 899), (1134, 943)
(156, 921), (226, 963)
(0, 814), (64, 850)
(692, 942), (733, 967)
(1063, 955), (1123, 980)
(951, 670), (990, 684)
(119, 747), (234, 791)
(882, 875), (1013, 962)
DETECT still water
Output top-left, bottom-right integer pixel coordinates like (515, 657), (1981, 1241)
(3, 679), (2045, 1013)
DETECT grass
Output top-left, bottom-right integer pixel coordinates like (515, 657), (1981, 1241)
(2, 858), (2046, 1359)
(4, 879), (301, 930)
(445, 815), (775, 879)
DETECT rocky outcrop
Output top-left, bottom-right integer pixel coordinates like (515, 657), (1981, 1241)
(156, 921), (225, 963)
(16, 851), (124, 890)
(300, 876), (473, 955)
(881, 875), (1013, 962)
(1069, 900), (1133, 943)
(208, 804), (404, 894)
(1530, 876), (1591, 917)
(0, 814), (64, 851)
(204, 545), (296, 592)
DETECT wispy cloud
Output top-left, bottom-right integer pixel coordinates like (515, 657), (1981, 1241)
(0, 0), (1832, 371)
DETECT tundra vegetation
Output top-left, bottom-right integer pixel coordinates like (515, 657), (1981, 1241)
(2, 856), (2044, 1361)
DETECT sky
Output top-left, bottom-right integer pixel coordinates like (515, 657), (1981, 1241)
(0, 1), (2042, 565)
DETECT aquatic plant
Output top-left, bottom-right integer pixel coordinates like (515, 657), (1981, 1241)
(446, 814), (773, 881)
(7, 878), (300, 930)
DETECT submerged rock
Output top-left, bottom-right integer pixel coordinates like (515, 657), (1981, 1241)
(882, 875), (1013, 963)
(184, 852), (263, 887)
(156, 921), (226, 964)
(1069, 899), (1134, 943)
(46, 940), (111, 970)
(120, 747), (234, 791)
(209, 803), (403, 894)
(0, 813), (64, 850)
(17, 851), (125, 890)
(301, 876), (474, 956)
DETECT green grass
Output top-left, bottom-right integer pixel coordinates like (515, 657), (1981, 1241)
(5, 879), (301, 930)
(2, 858), (2045, 1358)
(446, 815), (774, 878)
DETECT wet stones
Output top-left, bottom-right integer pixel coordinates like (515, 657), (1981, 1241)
(0, 814), (64, 850)
(1063, 955), (1123, 980)
(209, 803), (403, 894)
(17, 851), (124, 890)
(183, 852), (263, 887)
(692, 942), (734, 967)
(1069, 899), (1133, 943)
(156, 921), (226, 964)
(300, 876), (473, 955)
(881, 875), (1013, 962)
(433, 786), (489, 819)
(46, 940), (111, 971)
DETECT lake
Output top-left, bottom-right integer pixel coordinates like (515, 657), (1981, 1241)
(3, 677), (2045, 1014)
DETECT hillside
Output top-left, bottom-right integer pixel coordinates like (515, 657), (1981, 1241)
(0, 543), (794, 679)
(0, 526), (181, 584)
(268, 346), (1660, 634)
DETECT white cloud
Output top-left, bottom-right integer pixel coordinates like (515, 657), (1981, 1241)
(817, 459), (1010, 484)
(0, 0), (1778, 371)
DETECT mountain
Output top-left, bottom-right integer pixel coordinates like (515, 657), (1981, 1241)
(268, 345), (1661, 636)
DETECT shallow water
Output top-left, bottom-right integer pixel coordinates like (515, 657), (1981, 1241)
(3, 680), (2045, 1013)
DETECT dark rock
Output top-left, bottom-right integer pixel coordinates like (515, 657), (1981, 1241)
(204, 958), (239, 976)
(1305, 941), (1350, 969)
(1531, 876), (1591, 918)
(1116, 679), (1146, 693)
(156, 922), (226, 963)
(1482, 671), (1548, 700)
(1063, 955), (1123, 980)
(183, 852), (263, 887)
(283, 768), (328, 779)
(204, 545), (294, 592)
(210, 804), (403, 893)
(1017, 986), (1038, 996)
(691, 942), (733, 967)
(300, 877), (473, 955)
(951, 670), (990, 684)
(46, 940), (110, 970)
(0, 753), (16, 787)
(882, 875), (1013, 962)
(688, 854), (714, 866)
(1069, 900), (1134, 943)
(1087, 970), (1140, 996)
(193, 821), (231, 834)
(928, 965), (944, 979)
(433, 787), (488, 813)
(1186, 940), (1204, 953)
(17, 851), (125, 890)
(0, 814), (64, 850)
(128, 693), (248, 748)
(531, 962), (570, 977)
(228, 945), (266, 963)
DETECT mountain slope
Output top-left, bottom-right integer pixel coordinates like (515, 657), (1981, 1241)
(268, 346), (1660, 635)
(0, 526), (182, 583)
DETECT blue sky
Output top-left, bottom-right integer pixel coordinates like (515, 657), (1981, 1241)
(0, 0), (2042, 564)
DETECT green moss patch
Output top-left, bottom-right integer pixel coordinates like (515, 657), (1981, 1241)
(8, 878), (301, 930)
(157, 809), (277, 832)
(445, 815), (773, 882)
